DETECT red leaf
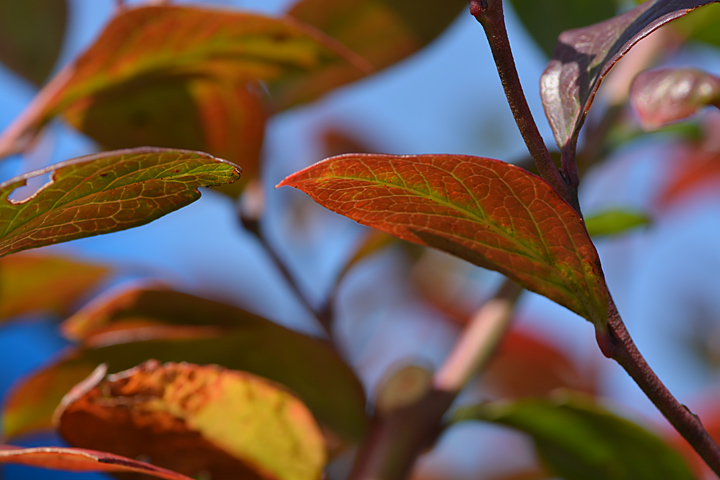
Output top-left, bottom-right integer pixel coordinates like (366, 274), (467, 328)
(631, 68), (720, 129)
(278, 154), (609, 326)
(0, 445), (193, 480)
(540, 0), (719, 152)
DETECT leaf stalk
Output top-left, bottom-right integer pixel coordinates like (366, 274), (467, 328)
(605, 300), (720, 477)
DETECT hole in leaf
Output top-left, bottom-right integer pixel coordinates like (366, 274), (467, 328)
(8, 171), (54, 204)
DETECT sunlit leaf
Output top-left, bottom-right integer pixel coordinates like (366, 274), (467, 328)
(6, 287), (366, 442)
(540, 0), (719, 153)
(454, 394), (696, 480)
(0, 0), (67, 86)
(508, 0), (616, 57)
(0, 147), (240, 259)
(56, 361), (326, 480)
(62, 77), (267, 196)
(278, 154), (609, 326)
(584, 209), (651, 238)
(0, 445), (193, 480)
(630, 68), (720, 130)
(2, 5), (364, 171)
(0, 253), (109, 322)
(276, 0), (465, 109)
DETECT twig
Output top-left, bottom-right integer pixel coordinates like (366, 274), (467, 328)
(348, 280), (523, 480)
(603, 299), (720, 477)
(468, 0), (580, 213)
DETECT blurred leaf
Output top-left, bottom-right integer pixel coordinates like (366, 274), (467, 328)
(0, 148), (240, 259)
(540, 0), (719, 152)
(0, 0), (67, 86)
(631, 68), (720, 130)
(665, 3), (720, 46)
(584, 209), (651, 238)
(508, 0), (616, 57)
(57, 361), (326, 480)
(6, 287), (367, 442)
(3, 5), (364, 182)
(276, 0), (465, 110)
(62, 77), (267, 196)
(657, 148), (720, 207)
(482, 328), (598, 399)
(0, 445), (193, 480)
(278, 154), (609, 326)
(0, 253), (109, 322)
(454, 394), (696, 480)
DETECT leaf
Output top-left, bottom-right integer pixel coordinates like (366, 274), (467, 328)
(0, 445), (193, 480)
(0, 0), (67, 86)
(0, 147), (240, 259)
(56, 361), (326, 480)
(657, 148), (720, 207)
(540, 0), (720, 153)
(278, 154), (609, 326)
(584, 209), (651, 238)
(508, 0), (616, 57)
(2, 5), (363, 172)
(656, 2), (720, 47)
(481, 328), (598, 399)
(5, 287), (367, 442)
(453, 394), (696, 480)
(0, 253), (109, 322)
(61, 77), (267, 196)
(276, 0), (465, 109)
(630, 68), (720, 130)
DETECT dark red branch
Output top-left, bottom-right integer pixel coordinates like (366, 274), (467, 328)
(468, 0), (580, 213)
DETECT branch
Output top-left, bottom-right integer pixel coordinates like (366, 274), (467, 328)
(348, 280), (523, 480)
(468, 0), (580, 213)
(602, 300), (720, 476)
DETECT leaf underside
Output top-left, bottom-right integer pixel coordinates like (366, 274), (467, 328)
(540, 0), (720, 153)
(278, 154), (608, 325)
(0, 147), (240, 259)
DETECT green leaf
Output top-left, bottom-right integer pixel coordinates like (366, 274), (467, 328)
(0, 147), (240, 259)
(584, 209), (651, 238)
(631, 68), (720, 130)
(278, 154), (609, 326)
(453, 395), (696, 480)
(0, 0), (67, 86)
(540, 0), (719, 153)
(5, 287), (367, 442)
(56, 361), (326, 480)
(0, 253), (109, 322)
(0, 445), (194, 480)
(508, 0), (616, 57)
(277, 0), (465, 109)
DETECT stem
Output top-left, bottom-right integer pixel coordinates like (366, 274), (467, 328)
(468, 0), (580, 213)
(604, 299), (720, 476)
(348, 280), (523, 480)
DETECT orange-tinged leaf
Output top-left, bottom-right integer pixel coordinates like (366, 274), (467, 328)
(482, 328), (598, 399)
(0, 147), (240, 258)
(6, 288), (367, 442)
(275, 0), (465, 109)
(540, 0), (719, 152)
(631, 68), (720, 129)
(657, 148), (720, 207)
(278, 154), (609, 326)
(61, 77), (267, 195)
(1, 5), (363, 166)
(0, 252), (109, 322)
(0, 445), (193, 480)
(56, 361), (326, 480)
(0, 0), (67, 86)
